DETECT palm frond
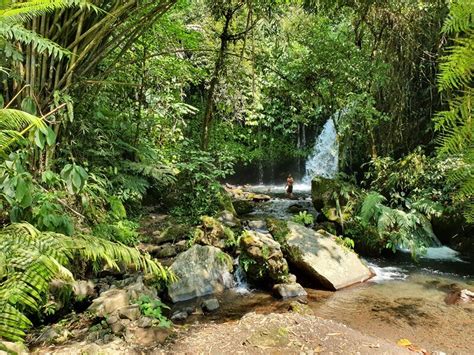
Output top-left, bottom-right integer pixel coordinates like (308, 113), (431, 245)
(0, 108), (46, 153)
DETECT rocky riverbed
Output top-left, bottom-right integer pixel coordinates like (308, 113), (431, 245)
(3, 184), (472, 355)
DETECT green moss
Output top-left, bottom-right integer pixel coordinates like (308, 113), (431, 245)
(223, 226), (236, 247)
(217, 188), (237, 216)
(216, 251), (233, 270)
(266, 218), (289, 245)
(233, 200), (255, 215)
(161, 223), (192, 242)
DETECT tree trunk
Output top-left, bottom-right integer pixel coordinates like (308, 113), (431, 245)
(200, 10), (233, 150)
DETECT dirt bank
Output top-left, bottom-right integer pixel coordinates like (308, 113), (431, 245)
(34, 312), (411, 354)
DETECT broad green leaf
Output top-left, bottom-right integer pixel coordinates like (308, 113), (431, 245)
(20, 97), (37, 116)
(34, 130), (45, 149)
(71, 170), (83, 191)
(45, 126), (56, 146)
(15, 176), (27, 202)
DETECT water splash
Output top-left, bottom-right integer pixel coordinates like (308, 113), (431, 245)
(303, 118), (339, 184)
(367, 263), (408, 283)
(422, 246), (464, 262)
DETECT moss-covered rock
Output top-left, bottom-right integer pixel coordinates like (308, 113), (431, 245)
(313, 221), (338, 236)
(311, 177), (340, 210)
(287, 204), (306, 214)
(266, 218), (290, 245)
(233, 199), (255, 215)
(239, 230), (289, 284)
(216, 210), (241, 228)
(217, 188), (237, 216)
(311, 177), (358, 211)
(153, 223), (191, 245)
(195, 216), (236, 249)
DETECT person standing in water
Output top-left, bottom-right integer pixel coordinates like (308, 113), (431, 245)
(286, 174), (294, 198)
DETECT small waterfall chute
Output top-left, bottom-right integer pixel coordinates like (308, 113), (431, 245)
(233, 258), (251, 294)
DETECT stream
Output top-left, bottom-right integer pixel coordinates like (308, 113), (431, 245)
(174, 185), (474, 354)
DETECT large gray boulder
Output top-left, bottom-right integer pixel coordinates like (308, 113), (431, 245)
(286, 222), (373, 290)
(168, 245), (233, 302)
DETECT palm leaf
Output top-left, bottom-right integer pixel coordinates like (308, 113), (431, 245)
(0, 108), (46, 153)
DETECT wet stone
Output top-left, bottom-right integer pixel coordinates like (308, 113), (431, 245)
(273, 283), (308, 299)
(202, 298), (220, 312)
(171, 311), (189, 321)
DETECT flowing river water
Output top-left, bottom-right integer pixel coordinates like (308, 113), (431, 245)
(174, 185), (474, 354)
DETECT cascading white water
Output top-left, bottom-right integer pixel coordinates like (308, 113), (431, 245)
(302, 118), (339, 184)
(232, 258), (251, 294)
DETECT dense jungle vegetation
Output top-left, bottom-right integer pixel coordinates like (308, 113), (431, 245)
(0, 0), (472, 346)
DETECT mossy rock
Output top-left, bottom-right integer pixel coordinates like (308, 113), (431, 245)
(266, 218), (290, 245)
(311, 176), (339, 210)
(311, 177), (358, 211)
(233, 199), (255, 215)
(239, 231), (289, 284)
(313, 221), (338, 236)
(217, 188), (237, 216)
(154, 223), (191, 245)
(287, 204), (306, 214)
(196, 216), (236, 249)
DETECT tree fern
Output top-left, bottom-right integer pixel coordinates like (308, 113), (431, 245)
(435, 0), (473, 222)
(0, 223), (172, 342)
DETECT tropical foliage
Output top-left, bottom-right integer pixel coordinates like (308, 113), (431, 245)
(0, 223), (170, 341)
(0, 0), (472, 344)
(434, 0), (473, 221)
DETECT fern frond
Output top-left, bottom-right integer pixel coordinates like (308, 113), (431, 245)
(435, 1), (473, 222)
(0, 20), (70, 58)
(0, 0), (97, 21)
(359, 191), (386, 225)
(411, 198), (444, 218)
(441, 0), (474, 34)
(56, 233), (174, 282)
(0, 223), (173, 342)
(438, 33), (474, 91)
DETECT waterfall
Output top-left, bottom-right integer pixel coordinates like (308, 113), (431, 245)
(232, 258), (251, 294)
(258, 160), (264, 185)
(302, 117), (339, 184)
